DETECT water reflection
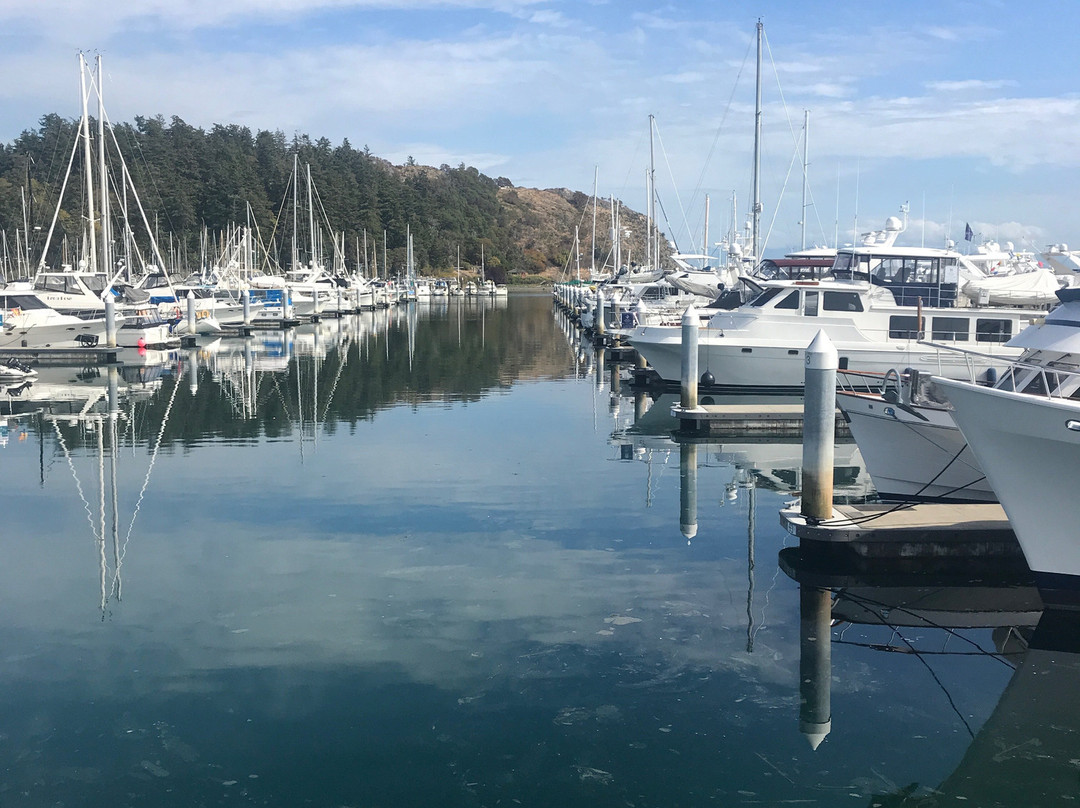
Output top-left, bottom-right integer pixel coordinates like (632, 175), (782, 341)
(5, 293), (1074, 805)
(779, 542), (1080, 804)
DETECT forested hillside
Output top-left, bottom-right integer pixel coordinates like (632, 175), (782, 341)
(0, 114), (661, 283)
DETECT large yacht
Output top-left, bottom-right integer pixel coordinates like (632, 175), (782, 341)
(838, 286), (1080, 506)
(628, 240), (1054, 392)
(932, 287), (1080, 603)
(0, 290), (113, 349)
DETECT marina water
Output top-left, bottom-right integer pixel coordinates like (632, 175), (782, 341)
(0, 292), (1069, 806)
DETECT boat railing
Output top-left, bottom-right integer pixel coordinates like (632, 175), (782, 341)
(921, 339), (1080, 400)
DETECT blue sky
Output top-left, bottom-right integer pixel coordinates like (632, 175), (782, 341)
(2, 0), (1080, 256)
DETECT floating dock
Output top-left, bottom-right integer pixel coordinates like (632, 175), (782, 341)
(672, 402), (850, 437)
(780, 502), (1022, 560)
(0, 346), (120, 366)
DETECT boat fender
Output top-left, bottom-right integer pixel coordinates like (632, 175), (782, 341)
(700, 370), (716, 387)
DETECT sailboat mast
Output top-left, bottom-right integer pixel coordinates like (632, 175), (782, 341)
(590, 166), (598, 277)
(801, 109), (809, 251)
(574, 226), (580, 282)
(751, 19), (763, 264)
(648, 114), (656, 270)
(291, 154), (299, 271)
(306, 163), (316, 269)
(79, 54), (97, 272)
(97, 54), (111, 285)
(704, 194), (710, 258)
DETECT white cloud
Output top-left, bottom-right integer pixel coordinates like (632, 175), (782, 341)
(926, 79), (1018, 93)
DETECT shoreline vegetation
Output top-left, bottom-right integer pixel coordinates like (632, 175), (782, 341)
(0, 114), (661, 284)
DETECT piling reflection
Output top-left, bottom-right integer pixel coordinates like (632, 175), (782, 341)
(777, 541), (1080, 803)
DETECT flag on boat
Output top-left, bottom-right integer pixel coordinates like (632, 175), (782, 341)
(964, 222), (973, 241)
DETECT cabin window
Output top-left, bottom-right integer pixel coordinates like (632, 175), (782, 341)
(975, 318), (1012, 343)
(822, 291), (863, 312)
(995, 368), (1018, 391)
(37, 275), (72, 293)
(84, 274), (108, 294)
(830, 252), (855, 275)
(1021, 371), (1052, 396)
(775, 290), (800, 309)
(749, 287), (784, 306)
(931, 317), (969, 342)
(889, 315), (921, 339)
(803, 291), (819, 317)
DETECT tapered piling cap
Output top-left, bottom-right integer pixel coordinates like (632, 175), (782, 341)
(805, 330), (838, 370)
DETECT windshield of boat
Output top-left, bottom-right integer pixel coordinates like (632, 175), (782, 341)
(0, 294), (49, 310)
(748, 287), (788, 307)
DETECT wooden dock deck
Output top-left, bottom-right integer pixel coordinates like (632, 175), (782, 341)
(780, 502), (1022, 560)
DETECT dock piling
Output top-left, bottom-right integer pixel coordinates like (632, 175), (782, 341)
(801, 330), (838, 523)
(680, 306), (699, 410)
(186, 291), (197, 335)
(105, 295), (117, 348)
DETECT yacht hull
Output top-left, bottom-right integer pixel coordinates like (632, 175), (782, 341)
(630, 325), (1016, 392)
(837, 390), (995, 502)
(936, 378), (1080, 584)
(0, 318), (108, 349)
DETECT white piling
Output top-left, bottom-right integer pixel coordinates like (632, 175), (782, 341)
(680, 307), (699, 409)
(104, 294), (116, 347)
(801, 330), (837, 522)
(186, 290), (197, 335)
(242, 289), (251, 325)
(595, 291), (605, 336)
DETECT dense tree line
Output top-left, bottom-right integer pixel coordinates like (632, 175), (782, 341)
(0, 113), (542, 283)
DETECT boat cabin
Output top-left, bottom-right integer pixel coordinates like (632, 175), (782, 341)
(753, 257), (835, 282)
(830, 248), (960, 307)
(746, 281), (1021, 345)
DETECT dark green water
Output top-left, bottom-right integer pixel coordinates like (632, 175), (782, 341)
(0, 293), (1073, 807)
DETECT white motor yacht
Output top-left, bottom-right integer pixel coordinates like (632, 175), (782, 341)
(837, 369), (996, 503)
(838, 287), (1080, 506)
(0, 291), (113, 349)
(629, 241), (1046, 392)
(931, 287), (1080, 600)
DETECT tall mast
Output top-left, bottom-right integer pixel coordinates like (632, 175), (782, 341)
(306, 163), (316, 269)
(801, 109), (809, 251)
(291, 154), (299, 271)
(648, 114), (656, 269)
(79, 54), (97, 272)
(574, 225), (580, 282)
(97, 54), (110, 284)
(751, 19), (763, 264)
(703, 194), (710, 258)
(590, 166), (597, 276)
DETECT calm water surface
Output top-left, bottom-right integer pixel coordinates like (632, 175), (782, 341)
(0, 293), (1074, 806)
